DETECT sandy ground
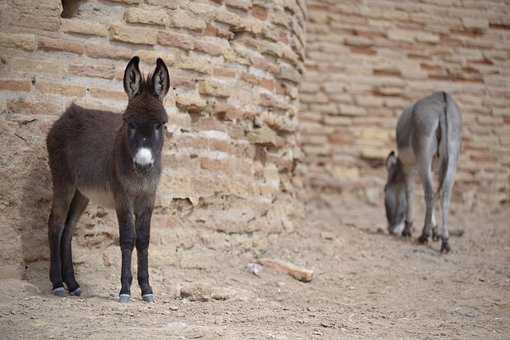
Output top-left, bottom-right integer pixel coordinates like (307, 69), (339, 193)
(0, 195), (509, 339)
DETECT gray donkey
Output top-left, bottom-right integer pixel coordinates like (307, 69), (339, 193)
(46, 56), (170, 302)
(384, 91), (462, 253)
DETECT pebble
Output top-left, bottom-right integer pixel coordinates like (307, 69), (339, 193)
(320, 321), (335, 328)
(320, 232), (335, 240)
(246, 263), (263, 276)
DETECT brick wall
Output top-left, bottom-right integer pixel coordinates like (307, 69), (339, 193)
(300, 0), (510, 207)
(0, 0), (306, 269)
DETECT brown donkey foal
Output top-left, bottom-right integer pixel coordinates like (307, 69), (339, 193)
(46, 56), (170, 303)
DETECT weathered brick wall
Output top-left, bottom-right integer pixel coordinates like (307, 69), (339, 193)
(300, 0), (510, 207)
(0, 0), (306, 270)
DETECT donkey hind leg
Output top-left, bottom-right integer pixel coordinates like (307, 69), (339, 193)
(48, 187), (75, 296)
(61, 191), (89, 296)
(431, 205), (439, 241)
(416, 139), (436, 245)
(438, 164), (457, 254)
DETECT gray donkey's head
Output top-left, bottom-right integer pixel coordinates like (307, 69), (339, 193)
(384, 151), (407, 235)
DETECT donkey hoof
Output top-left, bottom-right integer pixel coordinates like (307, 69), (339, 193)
(440, 239), (451, 254)
(142, 293), (155, 303)
(52, 287), (66, 297)
(417, 234), (429, 244)
(401, 229), (412, 238)
(69, 287), (81, 297)
(119, 294), (131, 303)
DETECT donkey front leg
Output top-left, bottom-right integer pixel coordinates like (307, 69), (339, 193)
(402, 170), (416, 238)
(116, 207), (135, 303)
(135, 205), (154, 302)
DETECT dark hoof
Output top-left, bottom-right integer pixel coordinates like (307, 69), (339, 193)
(417, 234), (429, 244)
(142, 293), (155, 303)
(69, 287), (81, 297)
(440, 239), (451, 254)
(53, 287), (65, 297)
(402, 220), (413, 238)
(119, 294), (131, 303)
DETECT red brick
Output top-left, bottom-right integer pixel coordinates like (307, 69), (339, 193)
(212, 67), (237, 78)
(125, 8), (169, 26)
(69, 64), (116, 79)
(194, 39), (227, 56)
(38, 37), (84, 55)
(61, 19), (108, 37)
(0, 80), (31, 92)
(110, 24), (157, 45)
(158, 32), (195, 50)
(85, 43), (132, 60)
(89, 88), (127, 101)
(204, 23), (235, 39)
(169, 9), (206, 31)
(36, 82), (86, 97)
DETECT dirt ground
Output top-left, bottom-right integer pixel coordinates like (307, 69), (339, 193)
(0, 194), (509, 339)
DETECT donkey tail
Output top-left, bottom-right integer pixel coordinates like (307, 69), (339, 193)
(436, 91), (449, 199)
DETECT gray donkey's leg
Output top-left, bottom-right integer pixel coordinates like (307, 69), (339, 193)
(431, 204), (439, 241)
(416, 138), (435, 244)
(402, 170), (416, 237)
(438, 162), (457, 253)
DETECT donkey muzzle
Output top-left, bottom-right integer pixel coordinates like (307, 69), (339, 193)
(134, 147), (154, 171)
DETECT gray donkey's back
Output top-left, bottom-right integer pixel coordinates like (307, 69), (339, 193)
(385, 91), (462, 253)
(397, 92), (462, 189)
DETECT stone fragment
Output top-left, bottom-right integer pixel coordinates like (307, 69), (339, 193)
(258, 258), (313, 282)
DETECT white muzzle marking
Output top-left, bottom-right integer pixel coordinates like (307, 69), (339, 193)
(134, 147), (154, 167)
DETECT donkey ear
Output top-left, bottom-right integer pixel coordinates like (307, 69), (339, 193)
(123, 56), (143, 99)
(386, 151), (397, 171)
(151, 58), (170, 101)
